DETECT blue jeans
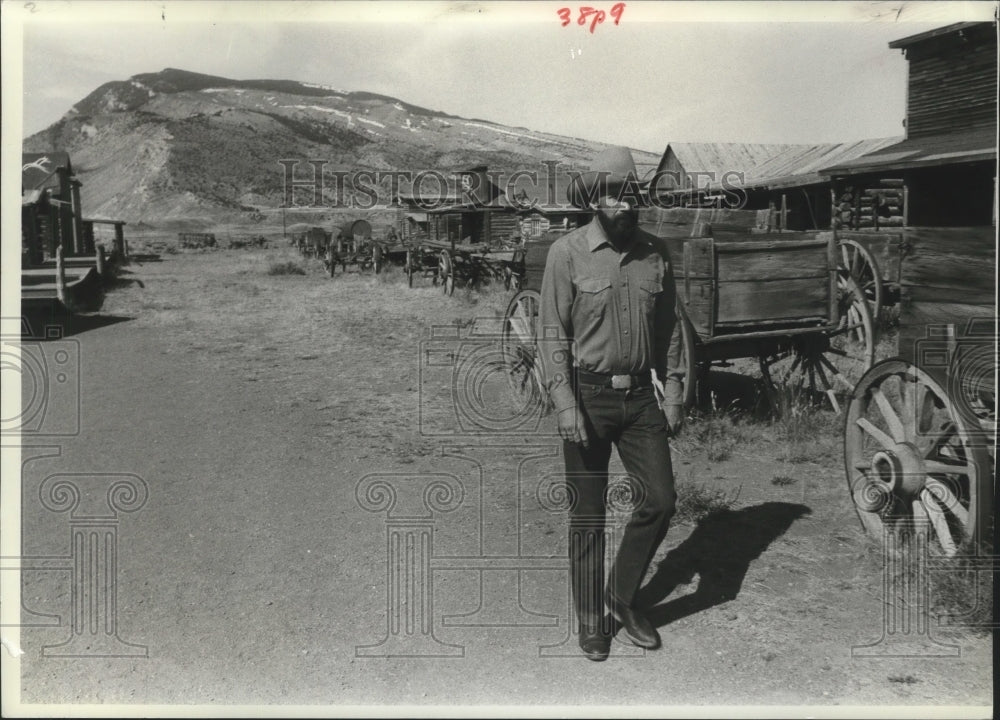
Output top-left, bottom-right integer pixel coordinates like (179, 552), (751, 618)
(563, 383), (677, 627)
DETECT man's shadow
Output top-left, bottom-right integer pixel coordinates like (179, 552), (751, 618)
(638, 502), (812, 627)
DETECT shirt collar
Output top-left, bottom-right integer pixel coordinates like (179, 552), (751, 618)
(585, 215), (648, 253)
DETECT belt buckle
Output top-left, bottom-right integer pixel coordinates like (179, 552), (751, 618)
(611, 374), (632, 390)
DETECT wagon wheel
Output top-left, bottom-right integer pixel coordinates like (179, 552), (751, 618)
(838, 239), (884, 328)
(500, 289), (549, 413)
(759, 275), (875, 414)
(373, 244), (384, 275)
(405, 249), (414, 288)
(844, 359), (993, 555)
(439, 251), (454, 296)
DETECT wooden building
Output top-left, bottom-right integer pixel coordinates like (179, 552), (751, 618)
(649, 143), (799, 199)
(508, 171), (593, 240)
(820, 22), (997, 228)
(647, 139), (908, 230)
(21, 151), (84, 263)
(426, 166), (520, 246)
(392, 180), (462, 243)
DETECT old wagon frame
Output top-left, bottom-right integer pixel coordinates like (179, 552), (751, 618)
(500, 227), (878, 417)
(842, 226), (995, 557)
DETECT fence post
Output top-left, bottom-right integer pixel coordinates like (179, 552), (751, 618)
(55, 245), (66, 306)
(95, 243), (106, 278)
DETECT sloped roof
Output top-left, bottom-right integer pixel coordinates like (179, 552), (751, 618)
(22, 151), (73, 192)
(819, 128), (997, 176)
(738, 137), (904, 188)
(653, 138), (908, 192)
(888, 22), (991, 49)
(656, 143), (803, 176)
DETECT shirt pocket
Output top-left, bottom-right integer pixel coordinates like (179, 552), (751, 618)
(575, 277), (613, 322)
(639, 281), (663, 313)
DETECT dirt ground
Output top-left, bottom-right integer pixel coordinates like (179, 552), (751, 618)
(10, 246), (993, 714)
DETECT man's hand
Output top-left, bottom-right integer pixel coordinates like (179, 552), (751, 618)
(557, 406), (589, 448)
(662, 403), (684, 437)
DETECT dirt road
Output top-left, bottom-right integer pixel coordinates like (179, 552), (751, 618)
(12, 248), (992, 711)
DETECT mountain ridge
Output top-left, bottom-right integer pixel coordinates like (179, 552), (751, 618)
(25, 68), (660, 224)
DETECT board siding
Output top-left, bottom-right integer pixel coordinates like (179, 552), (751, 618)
(905, 33), (998, 139)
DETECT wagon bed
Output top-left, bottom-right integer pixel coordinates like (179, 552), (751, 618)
(502, 225), (876, 412)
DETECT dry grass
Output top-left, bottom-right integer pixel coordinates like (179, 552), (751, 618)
(930, 548), (995, 634)
(766, 388), (843, 464)
(677, 394), (757, 462)
(673, 475), (742, 525)
(266, 260), (307, 276)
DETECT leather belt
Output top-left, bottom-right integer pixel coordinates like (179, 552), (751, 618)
(576, 369), (651, 390)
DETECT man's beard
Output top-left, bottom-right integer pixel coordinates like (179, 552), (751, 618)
(600, 207), (638, 241)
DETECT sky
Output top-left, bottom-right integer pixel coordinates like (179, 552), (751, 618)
(11, 1), (1000, 152)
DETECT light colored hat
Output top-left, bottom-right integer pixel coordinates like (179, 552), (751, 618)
(567, 146), (640, 209)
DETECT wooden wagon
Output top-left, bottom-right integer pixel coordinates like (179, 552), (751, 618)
(843, 226), (995, 555)
(324, 219), (383, 276)
(499, 225), (877, 414)
(408, 238), (525, 294)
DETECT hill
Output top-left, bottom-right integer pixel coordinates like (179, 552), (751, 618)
(24, 68), (660, 225)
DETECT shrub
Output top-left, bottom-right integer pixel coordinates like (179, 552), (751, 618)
(267, 261), (306, 276)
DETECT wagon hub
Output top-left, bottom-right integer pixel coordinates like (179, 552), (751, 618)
(861, 441), (927, 510)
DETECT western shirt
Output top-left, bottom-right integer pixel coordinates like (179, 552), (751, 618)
(538, 216), (684, 412)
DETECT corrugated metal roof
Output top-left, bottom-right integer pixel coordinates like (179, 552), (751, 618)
(22, 151), (73, 192)
(657, 143), (803, 177)
(819, 128), (997, 176)
(739, 137), (905, 188)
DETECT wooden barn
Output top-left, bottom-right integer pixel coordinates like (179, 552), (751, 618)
(648, 142), (798, 199)
(821, 21), (997, 369)
(821, 22), (997, 228)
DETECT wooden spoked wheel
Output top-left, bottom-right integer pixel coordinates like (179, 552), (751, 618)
(372, 244), (383, 274)
(439, 251), (454, 296)
(844, 359), (993, 555)
(759, 276), (875, 413)
(838, 239), (884, 327)
(500, 289), (548, 413)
